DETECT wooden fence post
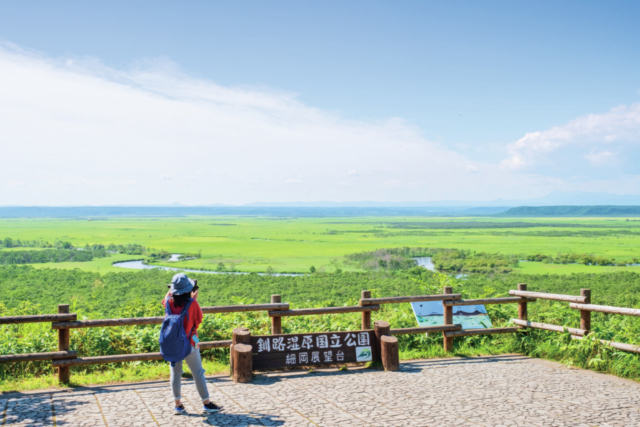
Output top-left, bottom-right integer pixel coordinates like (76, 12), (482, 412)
(231, 328), (252, 383)
(443, 286), (453, 352)
(374, 320), (398, 371)
(230, 327), (250, 377)
(380, 336), (399, 371)
(374, 320), (389, 364)
(232, 344), (253, 383)
(580, 289), (591, 333)
(57, 304), (71, 384)
(271, 295), (282, 335)
(517, 283), (527, 321)
(361, 290), (371, 330)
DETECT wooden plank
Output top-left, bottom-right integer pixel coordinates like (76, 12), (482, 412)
(569, 303), (640, 317)
(444, 327), (520, 338)
(509, 290), (587, 303)
(0, 351), (77, 363)
(51, 340), (232, 367)
(199, 340), (232, 350)
(444, 297), (536, 307)
(52, 317), (165, 329)
(251, 330), (377, 370)
(52, 353), (164, 367)
(51, 304), (291, 329)
(202, 303), (289, 314)
(511, 319), (586, 336)
(391, 325), (462, 335)
(571, 336), (640, 353)
(0, 313), (77, 325)
(360, 294), (461, 305)
(268, 305), (380, 317)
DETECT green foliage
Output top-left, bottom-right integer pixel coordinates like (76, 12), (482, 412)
(0, 248), (107, 264)
(431, 249), (518, 273)
(106, 243), (146, 255)
(2, 267), (640, 387)
(345, 247), (431, 271)
(525, 252), (632, 266)
(145, 250), (171, 262)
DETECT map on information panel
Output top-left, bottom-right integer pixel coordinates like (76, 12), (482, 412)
(251, 330), (376, 370)
(410, 301), (492, 329)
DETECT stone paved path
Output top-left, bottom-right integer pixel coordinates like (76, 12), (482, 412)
(2, 355), (640, 426)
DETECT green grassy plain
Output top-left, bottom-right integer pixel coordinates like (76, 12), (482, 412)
(1, 216), (639, 274)
(1, 215), (640, 391)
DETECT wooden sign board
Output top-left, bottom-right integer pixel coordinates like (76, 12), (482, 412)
(251, 330), (378, 370)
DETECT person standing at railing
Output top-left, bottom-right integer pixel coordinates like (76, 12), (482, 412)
(162, 273), (222, 415)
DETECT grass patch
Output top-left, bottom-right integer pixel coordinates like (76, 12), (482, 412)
(0, 359), (229, 393)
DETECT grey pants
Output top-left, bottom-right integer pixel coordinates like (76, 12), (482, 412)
(170, 346), (210, 402)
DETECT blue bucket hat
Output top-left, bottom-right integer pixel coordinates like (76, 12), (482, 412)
(168, 273), (195, 295)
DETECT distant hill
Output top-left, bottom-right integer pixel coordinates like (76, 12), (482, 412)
(498, 206), (640, 217)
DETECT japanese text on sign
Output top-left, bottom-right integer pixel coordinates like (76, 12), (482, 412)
(255, 332), (370, 354)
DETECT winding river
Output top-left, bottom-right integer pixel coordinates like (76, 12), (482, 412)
(112, 255), (448, 277)
(112, 256), (303, 277)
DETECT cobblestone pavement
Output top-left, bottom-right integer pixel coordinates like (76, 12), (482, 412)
(2, 355), (640, 426)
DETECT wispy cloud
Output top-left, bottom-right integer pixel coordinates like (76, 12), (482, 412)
(502, 103), (640, 170)
(584, 150), (616, 166)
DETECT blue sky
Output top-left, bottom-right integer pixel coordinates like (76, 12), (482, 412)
(0, 1), (639, 204)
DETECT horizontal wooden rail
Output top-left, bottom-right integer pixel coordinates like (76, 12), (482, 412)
(0, 351), (77, 363)
(511, 319), (586, 336)
(509, 290), (587, 303)
(50, 304), (291, 329)
(199, 340), (233, 350)
(569, 303), (640, 317)
(268, 305), (380, 317)
(571, 336), (640, 354)
(50, 340), (232, 367)
(444, 327), (520, 338)
(360, 294), (461, 306)
(53, 317), (164, 329)
(53, 353), (163, 367)
(391, 325), (462, 335)
(0, 313), (77, 325)
(444, 297), (536, 307)
(202, 303), (289, 314)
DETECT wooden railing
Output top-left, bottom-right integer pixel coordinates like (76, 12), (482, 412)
(2, 283), (640, 384)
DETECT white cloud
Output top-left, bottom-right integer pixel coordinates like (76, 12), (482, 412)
(584, 150), (615, 166)
(0, 42), (637, 205)
(502, 103), (640, 170)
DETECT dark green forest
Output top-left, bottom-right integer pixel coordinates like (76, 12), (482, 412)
(0, 248), (107, 264)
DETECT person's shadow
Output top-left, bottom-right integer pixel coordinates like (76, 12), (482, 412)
(200, 411), (284, 426)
